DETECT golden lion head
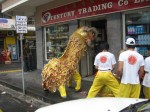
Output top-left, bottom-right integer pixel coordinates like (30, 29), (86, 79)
(75, 26), (98, 46)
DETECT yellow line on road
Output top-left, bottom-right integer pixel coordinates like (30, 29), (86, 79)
(0, 69), (22, 73)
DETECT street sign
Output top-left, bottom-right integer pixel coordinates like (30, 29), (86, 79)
(16, 15), (28, 34)
(16, 15), (27, 95)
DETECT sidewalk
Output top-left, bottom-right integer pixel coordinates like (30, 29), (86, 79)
(0, 62), (93, 104)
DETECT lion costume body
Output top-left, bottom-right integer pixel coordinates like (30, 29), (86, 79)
(42, 26), (97, 93)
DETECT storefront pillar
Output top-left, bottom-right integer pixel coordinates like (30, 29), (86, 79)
(107, 12), (122, 59)
(36, 27), (44, 70)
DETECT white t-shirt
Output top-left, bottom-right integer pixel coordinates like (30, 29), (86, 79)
(119, 50), (145, 84)
(94, 52), (116, 71)
(143, 56), (150, 87)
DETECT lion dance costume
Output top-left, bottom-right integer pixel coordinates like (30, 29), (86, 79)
(41, 26), (97, 98)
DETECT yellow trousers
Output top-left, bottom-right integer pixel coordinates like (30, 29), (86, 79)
(87, 71), (119, 98)
(58, 85), (67, 98)
(58, 70), (81, 98)
(118, 83), (141, 98)
(143, 86), (150, 99)
(68, 70), (82, 91)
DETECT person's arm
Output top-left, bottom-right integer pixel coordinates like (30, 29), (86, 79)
(116, 61), (123, 78)
(112, 64), (115, 71)
(111, 54), (116, 72)
(95, 65), (98, 70)
(94, 55), (98, 70)
(139, 66), (144, 79)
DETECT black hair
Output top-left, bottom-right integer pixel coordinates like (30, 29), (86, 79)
(147, 45), (150, 50)
(126, 45), (135, 49)
(100, 42), (109, 51)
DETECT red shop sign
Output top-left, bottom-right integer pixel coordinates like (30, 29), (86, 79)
(42, 0), (150, 25)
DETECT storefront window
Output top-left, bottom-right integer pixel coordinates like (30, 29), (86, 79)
(45, 24), (69, 60)
(125, 10), (150, 57)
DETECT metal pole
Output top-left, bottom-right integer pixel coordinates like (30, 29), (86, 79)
(20, 33), (25, 95)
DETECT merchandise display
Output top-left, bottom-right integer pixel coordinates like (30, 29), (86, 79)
(126, 11), (150, 58)
(46, 24), (69, 59)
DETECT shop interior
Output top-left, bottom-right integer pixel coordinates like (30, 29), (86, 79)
(80, 18), (107, 78)
(0, 31), (17, 63)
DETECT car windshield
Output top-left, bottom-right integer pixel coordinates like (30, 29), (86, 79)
(120, 99), (150, 112)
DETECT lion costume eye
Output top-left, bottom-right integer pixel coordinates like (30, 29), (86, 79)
(92, 32), (95, 37)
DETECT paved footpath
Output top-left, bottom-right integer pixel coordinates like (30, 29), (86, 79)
(0, 62), (93, 104)
(0, 84), (49, 112)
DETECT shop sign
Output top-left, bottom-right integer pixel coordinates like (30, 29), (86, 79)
(42, 0), (150, 25)
(16, 15), (28, 34)
(0, 18), (16, 29)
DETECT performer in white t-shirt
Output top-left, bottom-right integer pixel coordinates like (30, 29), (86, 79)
(117, 38), (145, 98)
(87, 42), (119, 98)
(142, 46), (150, 99)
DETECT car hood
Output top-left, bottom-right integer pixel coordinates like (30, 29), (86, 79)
(35, 97), (147, 112)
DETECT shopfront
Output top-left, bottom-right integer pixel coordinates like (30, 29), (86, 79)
(36, 0), (150, 77)
(0, 18), (19, 63)
(0, 18), (37, 64)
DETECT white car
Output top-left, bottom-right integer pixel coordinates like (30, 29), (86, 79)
(35, 97), (149, 112)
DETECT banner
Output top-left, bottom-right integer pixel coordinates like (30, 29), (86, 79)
(42, 0), (150, 25)
(0, 18), (16, 29)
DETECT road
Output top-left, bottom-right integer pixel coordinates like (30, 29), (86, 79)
(0, 90), (36, 112)
(0, 85), (49, 112)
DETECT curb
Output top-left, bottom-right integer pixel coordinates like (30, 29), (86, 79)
(0, 79), (79, 104)
(0, 80), (58, 104)
(0, 78), (93, 104)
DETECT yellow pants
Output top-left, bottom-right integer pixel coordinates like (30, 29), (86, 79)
(143, 86), (150, 99)
(87, 71), (119, 98)
(118, 83), (141, 98)
(58, 70), (81, 98)
(68, 70), (82, 91)
(58, 85), (67, 98)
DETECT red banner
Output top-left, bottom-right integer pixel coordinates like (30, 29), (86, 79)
(41, 0), (150, 25)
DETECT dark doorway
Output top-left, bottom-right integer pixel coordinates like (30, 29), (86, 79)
(91, 19), (107, 74)
(0, 38), (4, 64)
(0, 38), (4, 52)
(92, 19), (107, 54)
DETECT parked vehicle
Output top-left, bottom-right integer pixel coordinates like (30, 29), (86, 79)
(35, 97), (149, 112)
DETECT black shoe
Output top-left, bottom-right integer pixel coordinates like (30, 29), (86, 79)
(43, 89), (49, 93)
(68, 86), (74, 89)
(75, 89), (82, 93)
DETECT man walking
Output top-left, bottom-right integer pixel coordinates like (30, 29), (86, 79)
(117, 37), (144, 98)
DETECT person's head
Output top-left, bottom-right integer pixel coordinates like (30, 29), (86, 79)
(100, 42), (109, 51)
(147, 46), (150, 56)
(125, 37), (136, 49)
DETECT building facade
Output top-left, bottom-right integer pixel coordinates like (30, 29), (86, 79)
(35, 0), (150, 77)
(1, 0), (150, 78)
